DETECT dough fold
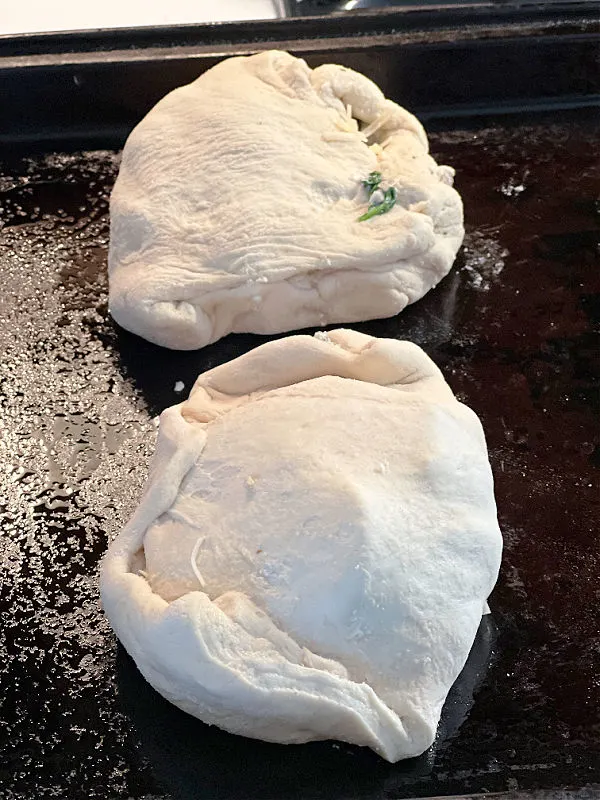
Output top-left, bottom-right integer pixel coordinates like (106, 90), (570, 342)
(100, 330), (502, 761)
(108, 51), (464, 349)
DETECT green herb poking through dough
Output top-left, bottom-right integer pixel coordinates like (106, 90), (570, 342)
(358, 186), (398, 222)
(361, 171), (383, 197)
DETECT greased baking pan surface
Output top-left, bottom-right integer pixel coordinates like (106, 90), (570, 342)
(0, 25), (598, 800)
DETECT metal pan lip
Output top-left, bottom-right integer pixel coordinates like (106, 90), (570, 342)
(0, 1), (598, 59)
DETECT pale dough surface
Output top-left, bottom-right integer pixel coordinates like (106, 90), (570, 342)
(100, 330), (502, 761)
(108, 51), (464, 349)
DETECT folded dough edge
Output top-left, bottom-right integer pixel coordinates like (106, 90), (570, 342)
(100, 330), (494, 761)
(108, 50), (464, 350)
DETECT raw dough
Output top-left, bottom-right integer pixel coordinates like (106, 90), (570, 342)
(108, 50), (464, 350)
(100, 329), (502, 762)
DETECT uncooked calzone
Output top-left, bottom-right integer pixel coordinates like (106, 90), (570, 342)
(100, 330), (502, 761)
(108, 51), (464, 349)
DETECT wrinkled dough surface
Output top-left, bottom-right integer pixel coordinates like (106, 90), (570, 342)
(100, 330), (502, 761)
(108, 51), (464, 349)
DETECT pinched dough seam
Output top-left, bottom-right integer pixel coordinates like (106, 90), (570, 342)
(181, 374), (433, 423)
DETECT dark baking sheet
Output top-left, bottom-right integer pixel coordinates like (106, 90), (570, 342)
(1, 20), (599, 800)
(2, 2), (599, 153)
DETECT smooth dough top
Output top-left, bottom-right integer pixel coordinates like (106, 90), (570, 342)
(100, 329), (502, 761)
(108, 51), (464, 349)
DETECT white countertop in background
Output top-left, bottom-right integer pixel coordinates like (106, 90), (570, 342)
(0, 0), (285, 36)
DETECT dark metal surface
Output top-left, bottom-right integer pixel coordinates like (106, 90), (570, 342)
(1, 4), (599, 152)
(0, 27), (599, 800)
(2, 3), (598, 56)
(1, 108), (598, 800)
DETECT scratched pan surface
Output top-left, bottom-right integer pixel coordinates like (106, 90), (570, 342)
(0, 73), (599, 800)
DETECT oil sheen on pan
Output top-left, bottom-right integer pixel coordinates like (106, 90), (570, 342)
(0, 114), (599, 799)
